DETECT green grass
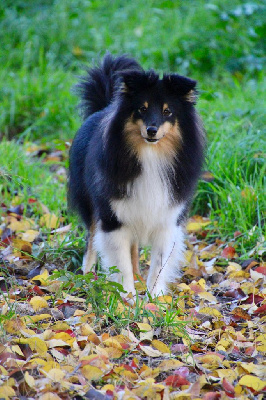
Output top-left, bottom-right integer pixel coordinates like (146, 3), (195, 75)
(0, 0), (265, 255)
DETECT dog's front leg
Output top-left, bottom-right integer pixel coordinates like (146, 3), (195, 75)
(147, 225), (185, 297)
(94, 225), (136, 297)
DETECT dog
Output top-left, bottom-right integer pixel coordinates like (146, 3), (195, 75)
(68, 53), (205, 297)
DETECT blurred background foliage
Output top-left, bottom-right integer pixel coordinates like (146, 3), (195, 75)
(0, 0), (265, 139)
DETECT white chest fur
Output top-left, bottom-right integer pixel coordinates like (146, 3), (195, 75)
(111, 147), (184, 245)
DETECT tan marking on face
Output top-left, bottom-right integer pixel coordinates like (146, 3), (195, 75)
(124, 117), (182, 159)
(153, 120), (182, 158)
(144, 101), (148, 108)
(124, 116), (146, 156)
(163, 103), (169, 111)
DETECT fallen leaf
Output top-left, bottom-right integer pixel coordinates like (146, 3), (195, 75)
(31, 269), (50, 285)
(152, 339), (171, 354)
(30, 296), (48, 311)
(24, 371), (35, 388)
(164, 374), (190, 387)
(40, 213), (60, 229)
(158, 359), (183, 371)
(238, 375), (266, 391)
(82, 365), (104, 380)
(20, 230), (39, 244)
(46, 368), (66, 382)
(221, 246), (236, 258)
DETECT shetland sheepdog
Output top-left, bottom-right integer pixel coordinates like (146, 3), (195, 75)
(68, 54), (204, 297)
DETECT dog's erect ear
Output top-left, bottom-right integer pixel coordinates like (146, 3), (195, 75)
(120, 70), (159, 94)
(163, 74), (197, 103)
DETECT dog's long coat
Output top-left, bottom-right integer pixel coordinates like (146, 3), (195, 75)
(69, 54), (204, 296)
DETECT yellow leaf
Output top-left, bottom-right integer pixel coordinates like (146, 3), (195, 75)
(39, 393), (62, 400)
(176, 283), (191, 292)
(29, 358), (47, 367)
(139, 344), (162, 357)
(152, 339), (171, 354)
(198, 354), (222, 369)
(102, 384), (115, 392)
(0, 366), (8, 375)
(228, 270), (250, 279)
(51, 332), (75, 346)
(216, 338), (234, 352)
(114, 366), (138, 381)
(82, 365), (104, 380)
(41, 361), (60, 372)
(40, 213), (60, 229)
(8, 218), (33, 232)
(31, 269), (50, 285)
(184, 250), (193, 263)
(24, 371), (35, 388)
(20, 337), (48, 356)
(136, 322), (152, 332)
(198, 278), (206, 289)
(239, 375), (266, 391)
(158, 359), (183, 371)
(198, 291), (217, 303)
(199, 307), (222, 318)
(104, 346), (123, 359)
(4, 318), (26, 334)
(157, 295), (173, 304)
(22, 314), (52, 324)
(239, 362), (266, 378)
(30, 296), (48, 311)
(52, 322), (70, 331)
(12, 238), (32, 254)
(103, 337), (123, 349)
(46, 368), (65, 382)
(186, 219), (211, 232)
(80, 323), (96, 336)
(11, 345), (24, 356)
(255, 334), (266, 353)
(21, 229), (39, 242)
(0, 386), (16, 399)
(138, 365), (160, 379)
(215, 368), (238, 382)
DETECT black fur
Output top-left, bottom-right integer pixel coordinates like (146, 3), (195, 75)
(69, 54), (204, 233)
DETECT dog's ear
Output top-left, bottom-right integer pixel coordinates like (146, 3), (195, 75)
(120, 70), (159, 94)
(163, 74), (197, 103)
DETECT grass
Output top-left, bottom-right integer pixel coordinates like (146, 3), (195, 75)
(0, 0), (265, 258)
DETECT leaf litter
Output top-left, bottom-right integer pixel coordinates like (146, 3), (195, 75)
(0, 145), (265, 399)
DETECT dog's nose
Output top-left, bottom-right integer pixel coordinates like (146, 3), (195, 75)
(146, 126), (158, 137)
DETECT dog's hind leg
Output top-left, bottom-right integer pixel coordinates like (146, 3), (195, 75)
(131, 242), (140, 277)
(82, 221), (97, 274)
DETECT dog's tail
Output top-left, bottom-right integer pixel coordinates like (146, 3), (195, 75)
(76, 53), (142, 120)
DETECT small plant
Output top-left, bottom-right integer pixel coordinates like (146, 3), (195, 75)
(51, 266), (126, 317)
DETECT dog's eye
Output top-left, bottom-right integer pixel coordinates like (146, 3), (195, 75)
(163, 108), (172, 116)
(139, 106), (147, 113)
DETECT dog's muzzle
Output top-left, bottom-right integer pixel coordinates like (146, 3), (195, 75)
(145, 126), (158, 143)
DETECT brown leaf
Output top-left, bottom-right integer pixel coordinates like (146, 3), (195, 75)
(231, 307), (251, 320)
(221, 246), (236, 258)
(164, 374), (190, 387)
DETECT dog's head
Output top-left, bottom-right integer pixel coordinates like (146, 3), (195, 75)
(118, 70), (198, 156)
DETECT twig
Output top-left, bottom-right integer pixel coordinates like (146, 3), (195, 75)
(151, 241), (176, 293)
